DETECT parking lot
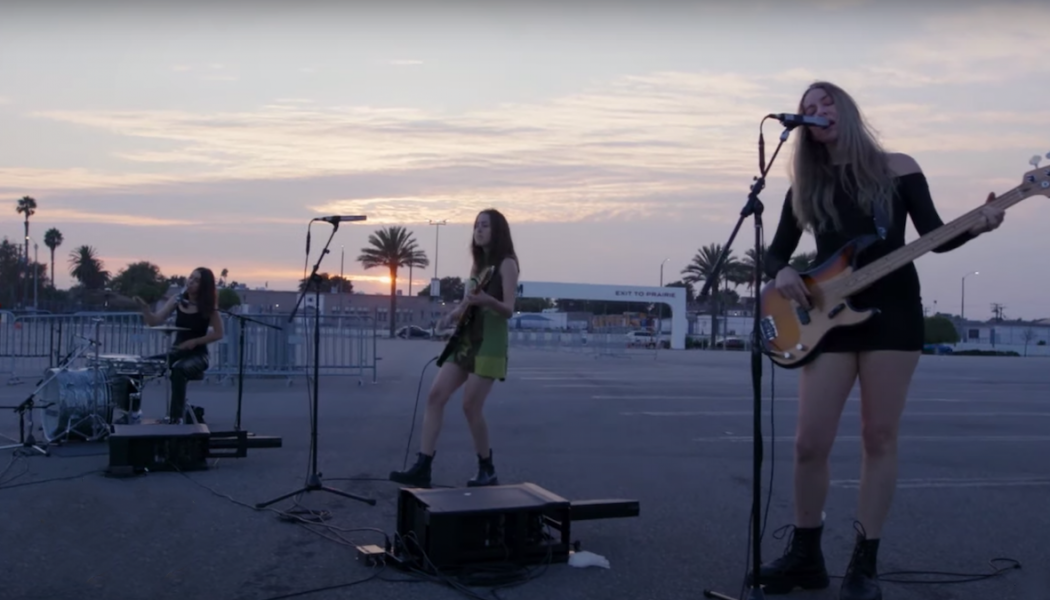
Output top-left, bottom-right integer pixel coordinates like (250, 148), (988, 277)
(1, 340), (1046, 600)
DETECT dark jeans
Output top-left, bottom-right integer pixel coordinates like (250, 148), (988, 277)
(149, 349), (209, 421)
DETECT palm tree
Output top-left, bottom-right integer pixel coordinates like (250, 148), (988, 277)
(357, 226), (429, 337)
(406, 248), (429, 296)
(790, 251), (818, 272)
(68, 245), (110, 291)
(44, 228), (63, 288)
(16, 196), (37, 305)
(681, 243), (740, 346)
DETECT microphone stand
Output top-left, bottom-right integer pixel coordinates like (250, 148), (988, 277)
(256, 216), (376, 509)
(702, 118), (795, 600)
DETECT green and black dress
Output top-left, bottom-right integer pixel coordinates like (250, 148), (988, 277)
(439, 262), (512, 381)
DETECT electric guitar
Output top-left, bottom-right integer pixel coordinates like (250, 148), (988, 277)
(437, 265), (496, 364)
(759, 155), (1050, 369)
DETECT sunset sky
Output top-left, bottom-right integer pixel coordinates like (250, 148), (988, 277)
(2, 1), (1049, 319)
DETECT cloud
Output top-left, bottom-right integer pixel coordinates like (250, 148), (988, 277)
(387, 59), (423, 66)
(41, 208), (203, 227)
(0, 96), (11, 105)
(27, 71), (775, 223)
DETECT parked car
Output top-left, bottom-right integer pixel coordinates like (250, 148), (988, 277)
(625, 330), (659, 348)
(395, 325), (433, 339)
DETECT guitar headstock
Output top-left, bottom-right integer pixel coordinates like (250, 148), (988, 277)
(1021, 152), (1050, 198)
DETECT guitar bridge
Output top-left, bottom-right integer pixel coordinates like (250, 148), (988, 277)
(759, 316), (778, 340)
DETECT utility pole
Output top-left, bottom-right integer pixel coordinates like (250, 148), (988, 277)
(428, 219), (446, 299)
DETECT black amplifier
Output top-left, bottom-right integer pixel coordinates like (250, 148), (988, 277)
(393, 482), (639, 572)
(106, 423), (211, 476)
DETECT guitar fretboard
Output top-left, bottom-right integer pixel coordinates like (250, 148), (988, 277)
(824, 184), (1030, 298)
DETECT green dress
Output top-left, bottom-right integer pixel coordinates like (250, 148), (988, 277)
(439, 263), (511, 381)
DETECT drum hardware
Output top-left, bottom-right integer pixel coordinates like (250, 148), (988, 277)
(145, 325), (190, 416)
(0, 396), (52, 457)
(38, 330), (119, 445)
(3, 340), (97, 453)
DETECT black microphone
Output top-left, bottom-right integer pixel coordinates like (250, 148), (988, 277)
(313, 215), (368, 224)
(769, 113), (830, 128)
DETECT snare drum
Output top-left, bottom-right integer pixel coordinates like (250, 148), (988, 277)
(39, 368), (126, 441)
(89, 353), (167, 378)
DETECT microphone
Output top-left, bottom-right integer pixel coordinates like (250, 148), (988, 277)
(313, 215), (368, 224)
(769, 113), (830, 128)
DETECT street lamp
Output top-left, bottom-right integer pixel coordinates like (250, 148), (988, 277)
(659, 257), (669, 286)
(961, 271), (978, 319)
(428, 219), (447, 298)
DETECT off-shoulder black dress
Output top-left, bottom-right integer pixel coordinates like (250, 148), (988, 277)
(763, 166), (975, 353)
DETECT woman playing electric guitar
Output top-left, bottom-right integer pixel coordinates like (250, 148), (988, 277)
(751, 81), (1005, 600)
(389, 208), (519, 489)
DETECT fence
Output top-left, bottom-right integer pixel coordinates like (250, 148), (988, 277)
(0, 311), (378, 385)
(508, 328), (633, 358)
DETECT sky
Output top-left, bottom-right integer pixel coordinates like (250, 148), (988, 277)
(2, 0), (1049, 320)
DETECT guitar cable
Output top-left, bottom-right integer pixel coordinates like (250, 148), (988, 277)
(400, 355), (439, 472)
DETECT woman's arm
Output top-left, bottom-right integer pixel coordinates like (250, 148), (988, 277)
(177, 310), (225, 351)
(485, 258), (518, 319)
(764, 190), (804, 279)
(890, 152), (975, 253)
(138, 294), (178, 327)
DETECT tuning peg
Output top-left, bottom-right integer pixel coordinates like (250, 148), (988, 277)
(1031, 155), (1043, 167)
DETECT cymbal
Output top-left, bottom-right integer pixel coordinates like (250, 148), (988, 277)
(146, 325), (190, 333)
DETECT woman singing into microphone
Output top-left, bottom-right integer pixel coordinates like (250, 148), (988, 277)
(136, 267), (224, 423)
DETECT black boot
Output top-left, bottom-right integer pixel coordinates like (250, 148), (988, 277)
(749, 523), (830, 594)
(466, 450), (499, 487)
(389, 452), (434, 488)
(840, 523), (881, 600)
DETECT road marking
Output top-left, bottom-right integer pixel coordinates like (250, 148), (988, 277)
(623, 411), (1050, 417)
(594, 395), (1049, 404)
(831, 477), (1050, 489)
(693, 435), (1050, 443)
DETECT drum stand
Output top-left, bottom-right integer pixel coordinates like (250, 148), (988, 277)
(2, 340), (98, 452)
(0, 396), (50, 456)
(45, 333), (113, 445)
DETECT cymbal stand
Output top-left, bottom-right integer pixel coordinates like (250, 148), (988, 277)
(4, 340), (95, 451)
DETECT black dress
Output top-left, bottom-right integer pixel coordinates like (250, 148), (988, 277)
(763, 166), (975, 353)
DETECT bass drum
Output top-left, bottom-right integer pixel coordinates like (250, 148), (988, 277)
(38, 368), (129, 442)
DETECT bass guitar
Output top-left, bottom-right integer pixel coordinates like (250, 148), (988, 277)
(437, 265), (496, 364)
(758, 155), (1050, 368)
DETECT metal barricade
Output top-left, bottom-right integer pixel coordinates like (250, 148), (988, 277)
(508, 328), (629, 358)
(1, 311), (378, 385)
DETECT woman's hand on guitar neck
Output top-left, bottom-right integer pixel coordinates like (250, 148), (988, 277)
(968, 192), (1006, 235)
(775, 267), (812, 310)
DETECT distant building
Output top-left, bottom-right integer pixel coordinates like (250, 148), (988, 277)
(231, 288), (457, 329)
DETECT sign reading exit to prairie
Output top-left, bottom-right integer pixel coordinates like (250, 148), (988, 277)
(513, 281), (688, 350)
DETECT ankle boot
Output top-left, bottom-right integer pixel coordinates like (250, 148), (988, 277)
(466, 449), (499, 487)
(749, 523), (830, 594)
(840, 523), (881, 600)
(389, 452), (434, 488)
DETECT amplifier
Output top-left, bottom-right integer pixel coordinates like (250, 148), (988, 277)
(106, 423), (211, 476)
(396, 482), (572, 570)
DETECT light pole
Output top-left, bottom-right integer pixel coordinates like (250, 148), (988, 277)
(31, 239), (38, 309)
(961, 271), (978, 319)
(428, 219), (446, 298)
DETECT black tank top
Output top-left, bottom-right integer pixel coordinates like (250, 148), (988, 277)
(175, 303), (211, 354)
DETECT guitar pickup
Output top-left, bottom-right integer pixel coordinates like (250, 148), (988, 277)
(827, 303), (845, 319)
(795, 306), (811, 325)
(760, 316), (778, 340)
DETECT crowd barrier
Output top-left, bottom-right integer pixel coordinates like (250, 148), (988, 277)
(0, 311), (378, 385)
(508, 329), (633, 358)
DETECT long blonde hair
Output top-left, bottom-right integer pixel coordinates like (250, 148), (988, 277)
(789, 81), (896, 233)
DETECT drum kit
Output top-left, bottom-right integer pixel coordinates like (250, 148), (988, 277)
(23, 319), (194, 448)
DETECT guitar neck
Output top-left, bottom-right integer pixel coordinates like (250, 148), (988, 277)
(836, 186), (1025, 297)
